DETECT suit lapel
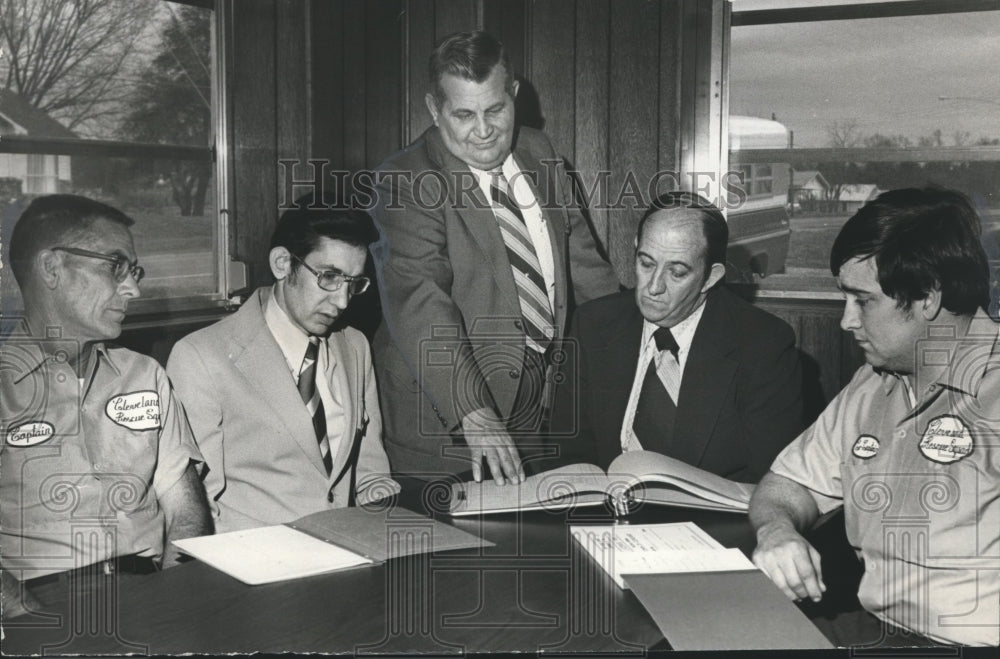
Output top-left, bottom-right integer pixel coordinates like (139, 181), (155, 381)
(674, 290), (739, 469)
(425, 128), (520, 314)
(325, 331), (358, 478)
(588, 296), (644, 467)
(230, 289), (328, 478)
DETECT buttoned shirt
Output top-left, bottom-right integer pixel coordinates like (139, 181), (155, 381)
(771, 310), (1000, 646)
(620, 301), (707, 452)
(1, 335), (202, 580)
(471, 154), (557, 312)
(264, 289), (345, 461)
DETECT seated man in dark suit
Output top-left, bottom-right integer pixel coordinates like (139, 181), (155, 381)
(550, 192), (804, 482)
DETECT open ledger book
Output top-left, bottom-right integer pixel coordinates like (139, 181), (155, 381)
(173, 507), (491, 585)
(449, 450), (753, 515)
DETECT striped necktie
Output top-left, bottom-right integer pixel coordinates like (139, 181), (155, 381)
(490, 172), (555, 354)
(298, 337), (333, 476)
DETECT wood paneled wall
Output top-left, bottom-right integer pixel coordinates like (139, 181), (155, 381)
(221, 0), (866, 403)
(306, 0), (689, 286)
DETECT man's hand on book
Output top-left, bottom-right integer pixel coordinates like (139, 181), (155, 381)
(461, 407), (525, 486)
(751, 522), (825, 603)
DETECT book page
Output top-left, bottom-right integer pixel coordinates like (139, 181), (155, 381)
(172, 525), (373, 585)
(608, 450), (754, 510)
(449, 462), (610, 515)
(571, 522), (745, 588)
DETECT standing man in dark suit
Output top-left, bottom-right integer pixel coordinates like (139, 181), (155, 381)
(371, 31), (619, 484)
(551, 192), (804, 482)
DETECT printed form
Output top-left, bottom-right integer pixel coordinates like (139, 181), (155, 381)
(571, 522), (754, 588)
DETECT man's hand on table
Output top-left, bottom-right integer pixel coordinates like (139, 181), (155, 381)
(752, 520), (826, 603)
(461, 407), (525, 486)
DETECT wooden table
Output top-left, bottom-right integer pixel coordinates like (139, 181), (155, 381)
(2, 484), (766, 655)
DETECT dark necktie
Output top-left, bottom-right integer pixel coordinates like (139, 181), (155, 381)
(632, 327), (680, 454)
(491, 172), (555, 354)
(298, 337), (333, 475)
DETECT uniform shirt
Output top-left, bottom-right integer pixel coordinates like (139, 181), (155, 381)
(620, 301), (707, 452)
(264, 289), (345, 461)
(1, 337), (202, 580)
(771, 309), (1000, 646)
(471, 154), (557, 312)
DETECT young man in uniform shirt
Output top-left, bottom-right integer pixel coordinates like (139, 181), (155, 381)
(750, 187), (1000, 646)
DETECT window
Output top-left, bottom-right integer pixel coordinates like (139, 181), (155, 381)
(727, 0), (1000, 299)
(739, 164), (774, 197)
(0, 0), (228, 315)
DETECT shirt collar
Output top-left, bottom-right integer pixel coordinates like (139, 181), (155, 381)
(469, 154), (517, 193)
(880, 308), (999, 398)
(1, 319), (118, 383)
(640, 299), (707, 356)
(264, 284), (315, 371)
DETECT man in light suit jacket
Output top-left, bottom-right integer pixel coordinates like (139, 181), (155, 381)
(550, 192), (804, 482)
(167, 205), (398, 532)
(371, 31), (619, 484)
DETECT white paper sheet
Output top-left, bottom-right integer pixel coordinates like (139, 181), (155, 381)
(571, 522), (752, 588)
(173, 524), (373, 585)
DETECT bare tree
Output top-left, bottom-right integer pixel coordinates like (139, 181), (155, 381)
(823, 119), (860, 204)
(826, 119), (860, 149)
(0, 0), (157, 137)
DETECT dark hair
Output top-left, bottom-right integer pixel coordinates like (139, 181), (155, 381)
(428, 31), (515, 107)
(271, 194), (379, 266)
(10, 194), (134, 289)
(830, 187), (989, 315)
(638, 191), (729, 272)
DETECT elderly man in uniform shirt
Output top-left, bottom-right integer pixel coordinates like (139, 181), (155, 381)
(750, 187), (1000, 647)
(1, 195), (210, 618)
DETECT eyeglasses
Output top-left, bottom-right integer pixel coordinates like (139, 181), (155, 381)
(53, 246), (145, 284)
(292, 254), (371, 295)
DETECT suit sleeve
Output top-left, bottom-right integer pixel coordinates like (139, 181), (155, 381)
(166, 339), (225, 522)
(351, 334), (401, 504)
(371, 167), (497, 430)
(738, 320), (806, 480)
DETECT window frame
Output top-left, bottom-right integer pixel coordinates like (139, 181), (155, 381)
(720, 0), (1000, 300)
(0, 0), (234, 323)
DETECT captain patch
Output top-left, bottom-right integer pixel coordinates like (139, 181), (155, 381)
(919, 415), (973, 464)
(6, 421), (55, 447)
(852, 435), (880, 459)
(106, 391), (161, 431)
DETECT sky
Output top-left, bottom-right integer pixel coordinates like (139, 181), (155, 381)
(728, 1), (1000, 147)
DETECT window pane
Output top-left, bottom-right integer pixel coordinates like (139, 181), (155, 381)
(729, 9), (1000, 290)
(1, 154), (218, 310)
(0, 1), (211, 146)
(0, 1), (221, 309)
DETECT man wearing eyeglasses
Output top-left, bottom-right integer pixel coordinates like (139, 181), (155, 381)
(1, 194), (210, 618)
(167, 204), (398, 533)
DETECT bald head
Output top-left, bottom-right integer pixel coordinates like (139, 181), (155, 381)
(634, 197), (728, 328)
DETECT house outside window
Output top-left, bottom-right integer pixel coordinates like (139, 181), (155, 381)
(728, 0), (1000, 309)
(1, 0), (229, 315)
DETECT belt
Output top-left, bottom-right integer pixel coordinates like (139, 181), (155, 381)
(24, 554), (160, 588)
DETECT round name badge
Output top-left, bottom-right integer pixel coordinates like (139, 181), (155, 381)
(852, 435), (880, 459)
(919, 415), (973, 464)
